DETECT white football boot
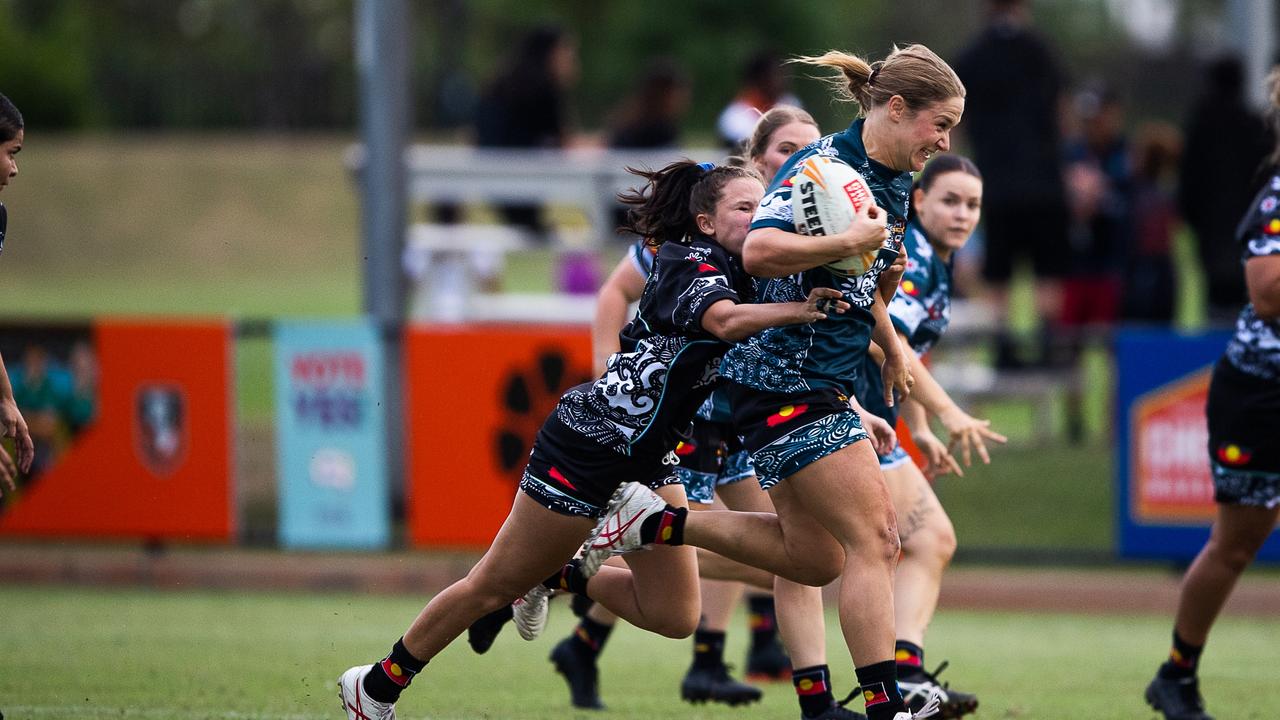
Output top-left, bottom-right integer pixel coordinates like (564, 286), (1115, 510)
(891, 684), (942, 719)
(512, 584), (552, 641)
(579, 482), (670, 576)
(337, 664), (396, 720)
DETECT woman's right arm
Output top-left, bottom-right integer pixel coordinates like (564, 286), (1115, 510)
(700, 288), (848, 343)
(742, 202), (889, 278)
(591, 254), (649, 374)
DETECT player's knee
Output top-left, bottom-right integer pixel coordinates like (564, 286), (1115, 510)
(1209, 536), (1264, 573)
(787, 552), (843, 586)
(648, 608), (701, 639)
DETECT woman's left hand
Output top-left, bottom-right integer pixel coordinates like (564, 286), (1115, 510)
(938, 407), (1007, 467)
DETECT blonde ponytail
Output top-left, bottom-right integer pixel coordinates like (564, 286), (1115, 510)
(792, 44), (965, 117)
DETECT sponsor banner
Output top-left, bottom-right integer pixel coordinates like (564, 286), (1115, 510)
(1115, 329), (1280, 561)
(0, 320), (233, 540)
(274, 321), (390, 549)
(405, 324), (592, 548)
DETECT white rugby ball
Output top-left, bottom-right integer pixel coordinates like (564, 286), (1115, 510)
(791, 155), (882, 276)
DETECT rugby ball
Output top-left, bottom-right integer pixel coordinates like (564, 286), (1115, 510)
(791, 155), (881, 276)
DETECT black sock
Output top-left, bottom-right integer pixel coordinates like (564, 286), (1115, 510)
(569, 615), (614, 658)
(855, 659), (906, 720)
(895, 639), (925, 679)
(362, 637), (428, 704)
(793, 664), (836, 718)
(747, 595), (779, 652)
(639, 505), (687, 545)
(692, 628), (727, 669)
(1158, 630), (1204, 679)
(542, 558), (590, 595)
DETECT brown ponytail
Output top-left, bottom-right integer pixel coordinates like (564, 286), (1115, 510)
(1268, 65), (1280, 167)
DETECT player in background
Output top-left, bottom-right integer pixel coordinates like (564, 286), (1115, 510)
(566, 45), (965, 720)
(0, 91), (36, 494)
(338, 160), (851, 720)
(853, 154), (1004, 717)
(1144, 66), (1280, 720)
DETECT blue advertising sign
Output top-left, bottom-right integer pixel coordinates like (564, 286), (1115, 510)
(274, 321), (390, 549)
(1115, 328), (1280, 562)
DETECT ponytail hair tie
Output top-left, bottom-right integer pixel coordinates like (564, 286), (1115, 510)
(697, 161), (716, 172)
(868, 66), (882, 86)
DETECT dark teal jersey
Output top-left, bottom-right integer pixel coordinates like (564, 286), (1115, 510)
(721, 118), (912, 396)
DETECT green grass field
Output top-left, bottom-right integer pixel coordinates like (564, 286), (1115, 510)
(2, 585), (1276, 720)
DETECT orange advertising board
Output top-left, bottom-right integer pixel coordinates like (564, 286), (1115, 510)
(1130, 368), (1215, 523)
(0, 320), (233, 540)
(404, 325), (593, 548)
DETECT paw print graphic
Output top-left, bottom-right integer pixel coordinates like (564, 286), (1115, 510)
(494, 349), (592, 479)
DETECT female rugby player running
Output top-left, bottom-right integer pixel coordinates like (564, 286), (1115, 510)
(1144, 66), (1280, 720)
(337, 160), (851, 720)
(853, 154), (1004, 718)
(576, 45), (966, 720)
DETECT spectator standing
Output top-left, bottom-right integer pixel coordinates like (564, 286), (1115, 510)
(953, 0), (1070, 368)
(1179, 56), (1275, 324)
(1061, 84), (1131, 333)
(1123, 123), (1182, 325)
(474, 24), (581, 240)
(607, 58), (690, 150)
(716, 50), (802, 150)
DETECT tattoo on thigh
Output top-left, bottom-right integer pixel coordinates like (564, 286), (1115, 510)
(898, 493), (935, 544)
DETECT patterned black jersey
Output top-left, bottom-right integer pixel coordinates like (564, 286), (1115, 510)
(1225, 171), (1280, 381)
(556, 235), (754, 458)
(721, 118), (912, 396)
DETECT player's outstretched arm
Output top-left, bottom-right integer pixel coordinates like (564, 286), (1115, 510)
(898, 334), (1006, 467)
(700, 288), (848, 343)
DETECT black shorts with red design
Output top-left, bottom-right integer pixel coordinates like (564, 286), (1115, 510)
(1206, 357), (1280, 508)
(519, 414), (681, 519)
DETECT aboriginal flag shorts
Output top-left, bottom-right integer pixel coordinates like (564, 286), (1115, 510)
(519, 414), (679, 519)
(1206, 358), (1280, 509)
(726, 384), (868, 491)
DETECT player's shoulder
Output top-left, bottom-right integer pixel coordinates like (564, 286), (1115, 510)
(1237, 171), (1280, 249)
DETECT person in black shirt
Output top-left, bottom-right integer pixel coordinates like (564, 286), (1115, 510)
(337, 160), (844, 720)
(953, 0), (1070, 367)
(1178, 56), (1275, 324)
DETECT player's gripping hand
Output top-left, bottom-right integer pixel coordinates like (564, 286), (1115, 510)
(802, 287), (850, 321)
(827, 201), (888, 260)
